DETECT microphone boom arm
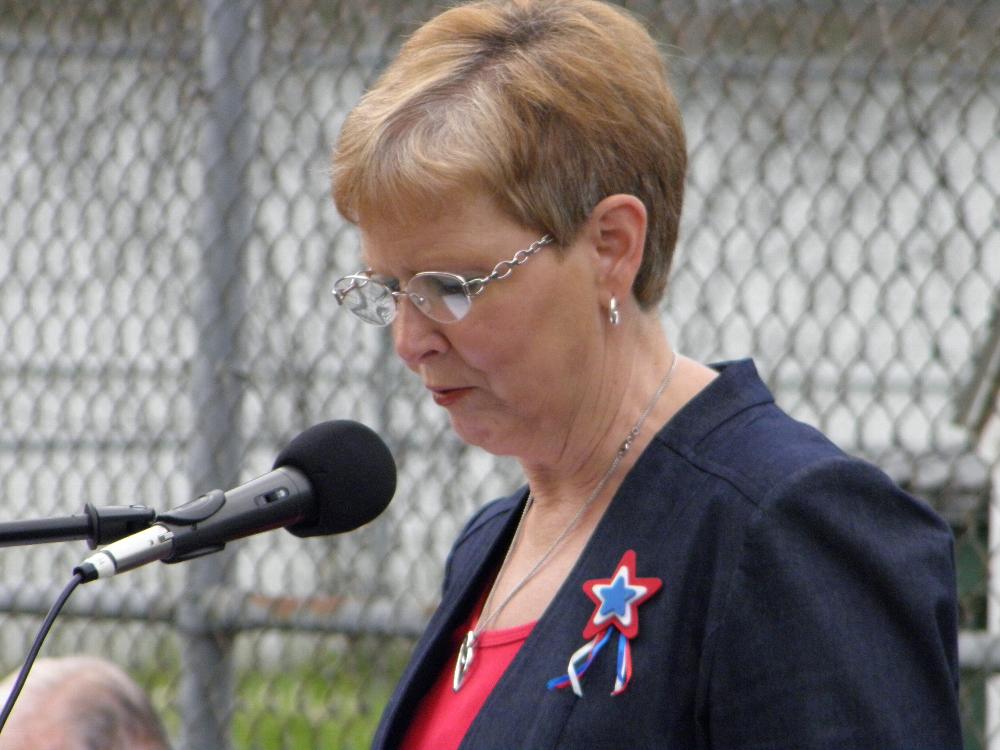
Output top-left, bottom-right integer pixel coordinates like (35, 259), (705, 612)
(0, 504), (157, 549)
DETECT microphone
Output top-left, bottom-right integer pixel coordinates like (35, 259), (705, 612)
(74, 420), (396, 582)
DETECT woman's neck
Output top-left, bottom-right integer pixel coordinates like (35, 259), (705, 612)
(519, 316), (678, 516)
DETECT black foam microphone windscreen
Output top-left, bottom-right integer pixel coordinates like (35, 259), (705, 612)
(275, 420), (397, 537)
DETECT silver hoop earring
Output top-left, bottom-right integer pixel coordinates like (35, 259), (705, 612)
(608, 296), (620, 327)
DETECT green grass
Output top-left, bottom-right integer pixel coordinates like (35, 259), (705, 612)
(138, 636), (413, 750)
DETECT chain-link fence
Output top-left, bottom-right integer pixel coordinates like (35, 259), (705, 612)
(0, 0), (997, 747)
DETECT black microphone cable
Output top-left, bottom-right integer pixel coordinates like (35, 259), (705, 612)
(0, 571), (85, 734)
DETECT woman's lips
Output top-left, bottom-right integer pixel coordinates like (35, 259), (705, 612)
(430, 387), (473, 406)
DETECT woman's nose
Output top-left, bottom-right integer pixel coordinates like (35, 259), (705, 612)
(392, 295), (447, 369)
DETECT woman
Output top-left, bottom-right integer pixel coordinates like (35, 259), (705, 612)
(330, 1), (962, 747)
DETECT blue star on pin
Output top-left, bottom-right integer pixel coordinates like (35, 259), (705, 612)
(596, 570), (642, 621)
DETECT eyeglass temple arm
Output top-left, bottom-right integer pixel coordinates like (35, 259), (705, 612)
(465, 235), (553, 296)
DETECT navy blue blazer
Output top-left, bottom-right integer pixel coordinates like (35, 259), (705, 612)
(373, 360), (962, 749)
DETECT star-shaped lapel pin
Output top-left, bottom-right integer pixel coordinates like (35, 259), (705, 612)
(547, 549), (663, 696)
(582, 549), (661, 640)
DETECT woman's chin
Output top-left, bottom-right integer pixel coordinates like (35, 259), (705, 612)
(448, 418), (491, 451)
(447, 415), (517, 457)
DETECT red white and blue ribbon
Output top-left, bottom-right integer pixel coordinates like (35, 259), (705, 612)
(547, 550), (661, 697)
(613, 626), (633, 695)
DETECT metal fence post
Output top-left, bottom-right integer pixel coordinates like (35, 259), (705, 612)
(180, 1), (261, 748)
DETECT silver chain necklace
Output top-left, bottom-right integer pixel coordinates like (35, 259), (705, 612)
(452, 350), (680, 692)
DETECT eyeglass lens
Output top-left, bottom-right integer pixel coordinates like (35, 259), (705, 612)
(407, 273), (471, 323)
(334, 272), (473, 325)
(334, 276), (396, 325)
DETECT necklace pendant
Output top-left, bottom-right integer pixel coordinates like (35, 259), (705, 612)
(452, 631), (477, 692)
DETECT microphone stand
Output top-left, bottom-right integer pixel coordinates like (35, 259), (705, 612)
(0, 504), (157, 548)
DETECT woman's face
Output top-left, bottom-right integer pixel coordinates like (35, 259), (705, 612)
(359, 193), (606, 461)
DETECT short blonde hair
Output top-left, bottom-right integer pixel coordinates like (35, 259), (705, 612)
(332, 0), (686, 308)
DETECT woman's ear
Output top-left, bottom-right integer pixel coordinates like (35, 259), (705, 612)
(588, 194), (647, 303)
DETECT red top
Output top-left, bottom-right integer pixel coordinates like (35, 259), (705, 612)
(400, 607), (536, 750)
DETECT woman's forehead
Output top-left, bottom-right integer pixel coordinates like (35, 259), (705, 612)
(359, 194), (530, 271)
(360, 234), (509, 277)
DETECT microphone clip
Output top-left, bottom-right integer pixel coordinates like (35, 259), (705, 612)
(156, 490), (226, 526)
(156, 490), (229, 563)
(81, 504), (157, 549)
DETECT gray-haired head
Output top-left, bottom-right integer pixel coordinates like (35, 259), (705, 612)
(0, 656), (171, 750)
